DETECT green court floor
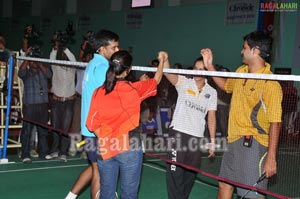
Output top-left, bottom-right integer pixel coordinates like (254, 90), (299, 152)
(0, 154), (222, 199)
(0, 149), (299, 199)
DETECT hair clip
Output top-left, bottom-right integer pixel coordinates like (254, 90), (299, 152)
(112, 59), (120, 64)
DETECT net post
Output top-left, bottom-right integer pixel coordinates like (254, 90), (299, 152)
(0, 55), (14, 164)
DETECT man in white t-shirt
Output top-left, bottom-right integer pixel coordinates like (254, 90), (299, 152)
(46, 38), (77, 162)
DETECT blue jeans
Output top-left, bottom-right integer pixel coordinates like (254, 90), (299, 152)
(97, 147), (143, 199)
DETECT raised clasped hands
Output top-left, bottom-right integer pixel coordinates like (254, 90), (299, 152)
(157, 51), (168, 63)
(200, 48), (214, 70)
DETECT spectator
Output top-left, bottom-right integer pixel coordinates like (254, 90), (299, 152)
(142, 111), (158, 140)
(281, 81), (298, 135)
(46, 34), (77, 162)
(18, 46), (52, 163)
(0, 34), (13, 93)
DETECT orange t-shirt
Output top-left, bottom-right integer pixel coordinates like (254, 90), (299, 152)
(86, 78), (157, 160)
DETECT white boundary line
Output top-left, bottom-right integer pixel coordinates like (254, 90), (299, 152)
(0, 164), (87, 173)
(0, 156), (218, 190)
(0, 157), (227, 195)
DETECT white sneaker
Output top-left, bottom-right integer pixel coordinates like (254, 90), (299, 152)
(95, 190), (100, 199)
(59, 155), (67, 162)
(22, 157), (32, 163)
(45, 152), (59, 160)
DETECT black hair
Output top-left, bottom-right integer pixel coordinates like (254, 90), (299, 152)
(243, 31), (273, 62)
(56, 46), (69, 61)
(193, 57), (204, 68)
(151, 59), (159, 67)
(92, 29), (119, 51)
(103, 50), (133, 94)
(0, 34), (6, 46)
(174, 63), (183, 69)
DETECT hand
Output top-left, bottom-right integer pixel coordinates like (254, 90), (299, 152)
(26, 47), (32, 56)
(263, 156), (277, 178)
(208, 148), (215, 158)
(81, 40), (88, 50)
(207, 143), (215, 158)
(157, 51), (168, 63)
(200, 48), (214, 70)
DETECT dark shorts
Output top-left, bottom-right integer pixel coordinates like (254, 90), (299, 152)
(83, 136), (98, 163)
(219, 137), (268, 198)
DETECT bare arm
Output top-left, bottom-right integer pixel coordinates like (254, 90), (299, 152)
(264, 122), (281, 178)
(154, 51), (168, 84)
(19, 60), (28, 70)
(94, 128), (100, 138)
(207, 110), (216, 157)
(78, 41), (88, 62)
(163, 59), (178, 86)
(201, 48), (227, 91)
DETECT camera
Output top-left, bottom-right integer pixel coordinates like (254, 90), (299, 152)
(52, 31), (69, 45)
(24, 25), (43, 47)
(51, 20), (76, 46)
(28, 45), (42, 58)
(82, 31), (94, 42)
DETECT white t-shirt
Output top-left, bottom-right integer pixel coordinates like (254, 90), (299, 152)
(170, 76), (217, 137)
(75, 68), (85, 95)
(50, 48), (76, 97)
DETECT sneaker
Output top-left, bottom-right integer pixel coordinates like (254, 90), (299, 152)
(30, 149), (39, 158)
(68, 150), (77, 157)
(80, 151), (88, 159)
(22, 157), (32, 163)
(59, 155), (67, 162)
(45, 152), (59, 160)
(95, 190), (100, 199)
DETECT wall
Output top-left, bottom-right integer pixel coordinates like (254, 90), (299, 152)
(0, 0), (299, 74)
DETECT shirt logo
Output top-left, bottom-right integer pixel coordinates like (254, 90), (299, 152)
(187, 88), (196, 96)
(204, 94), (211, 99)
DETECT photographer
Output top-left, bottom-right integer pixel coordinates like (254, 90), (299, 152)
(18, 46), (52, 163)
(0, 34), (13, 93)
(46, 30), (76, 162)
(21, 25), (42, 55)
(78, 30), (94, 62)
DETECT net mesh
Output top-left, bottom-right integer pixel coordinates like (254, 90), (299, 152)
(12, 56), (300, 198)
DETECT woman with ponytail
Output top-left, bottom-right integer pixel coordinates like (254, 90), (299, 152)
(86, 50), (168, 199)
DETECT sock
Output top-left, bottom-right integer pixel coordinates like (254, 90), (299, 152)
(65, 191), (77, 199)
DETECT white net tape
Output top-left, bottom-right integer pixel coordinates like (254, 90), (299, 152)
(16, 56), (300, 81)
